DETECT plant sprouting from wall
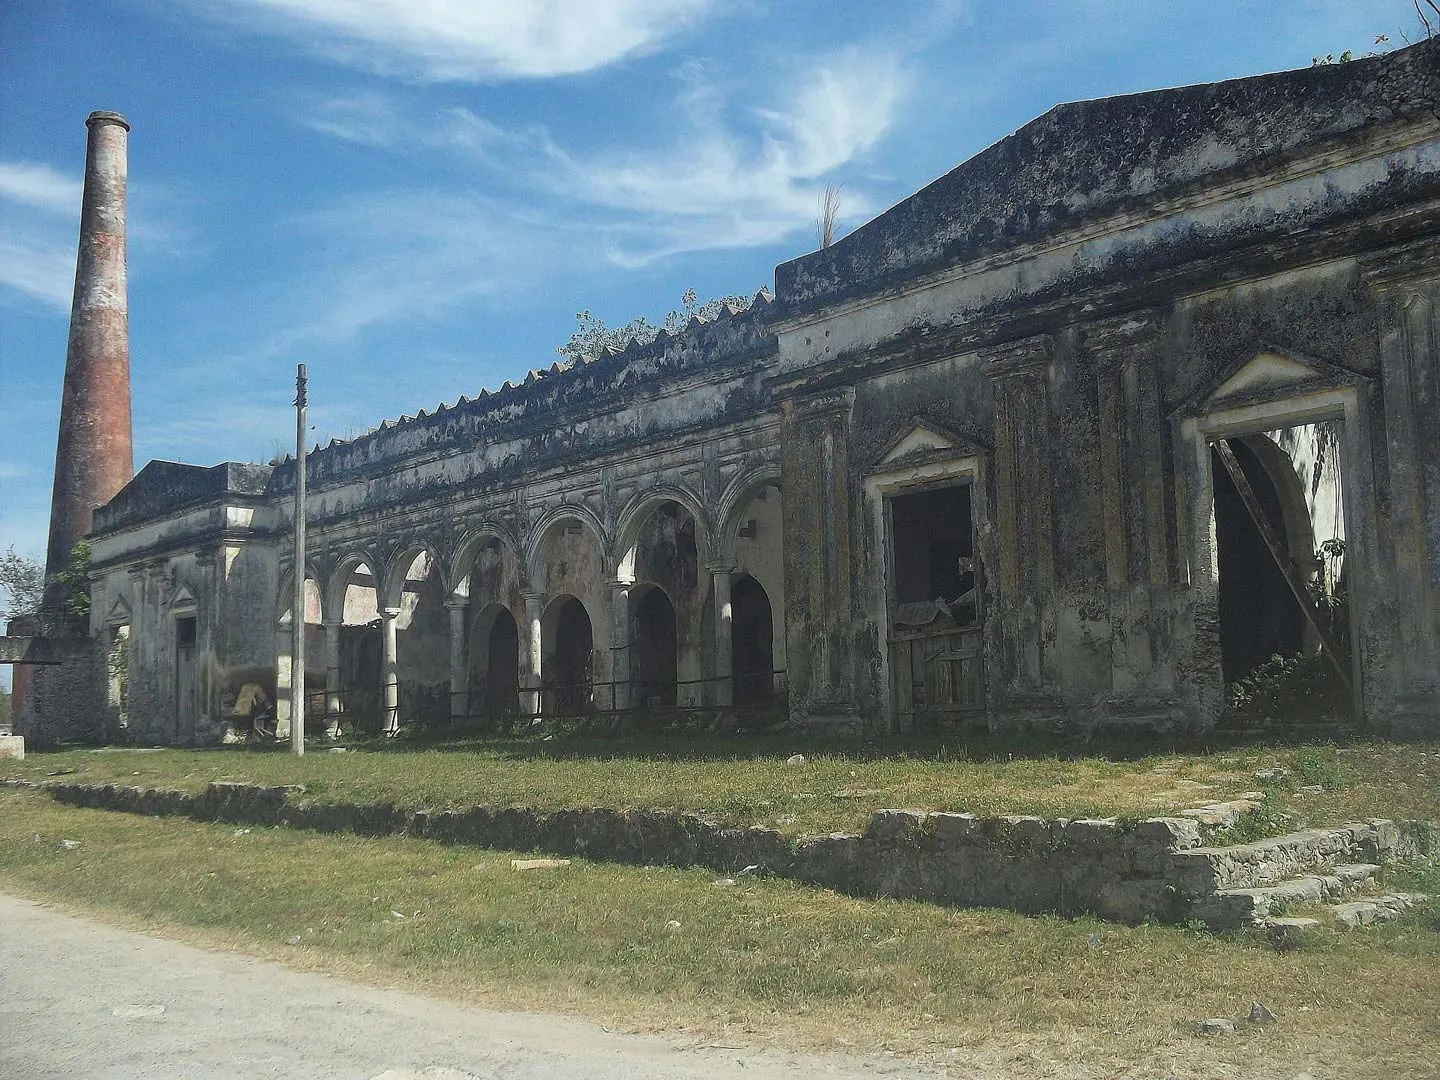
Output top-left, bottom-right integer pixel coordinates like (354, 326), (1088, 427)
(556, 287), (771, 365)
(57, 541), (92, 622)
(817, 183), (843, 249)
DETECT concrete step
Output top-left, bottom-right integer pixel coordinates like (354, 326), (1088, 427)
(1190, 863), (1382, 931)
(1166, 822), (1404, 894)
(1331, 892), (1429, 929)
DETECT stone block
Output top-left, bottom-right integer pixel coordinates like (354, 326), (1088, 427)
(864, 809), (929, 842)
(1134, 817), (1203, 850)
(1062, 818), (1119, 851)
(928, 812), (979, 845)
(0, 734), (24, 760)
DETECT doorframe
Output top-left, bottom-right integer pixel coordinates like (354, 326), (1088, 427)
(1177, 384), (1367, 720)
(863, 449), (988, 732)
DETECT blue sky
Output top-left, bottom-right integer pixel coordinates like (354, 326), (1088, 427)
(0, 0), (1420, 583)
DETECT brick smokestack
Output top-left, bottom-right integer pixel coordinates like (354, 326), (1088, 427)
(44, 110), (134, 604)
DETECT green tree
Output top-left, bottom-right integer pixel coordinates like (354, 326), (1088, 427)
(0, 546), (44, 620)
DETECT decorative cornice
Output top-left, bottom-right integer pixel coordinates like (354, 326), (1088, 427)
(979, 333), (1053, 377)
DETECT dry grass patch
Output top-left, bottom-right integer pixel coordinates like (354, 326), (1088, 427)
(1, 790), (1437, 1079)
(3, 733), (1436, 838)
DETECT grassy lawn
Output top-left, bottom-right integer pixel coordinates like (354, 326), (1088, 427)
(3, 732), (1437, 837)
(1, 789), (1437, 1079)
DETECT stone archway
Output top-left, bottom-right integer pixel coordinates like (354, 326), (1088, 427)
(630, 584), (677, 710)
(543, 595), (593, 715)
(731, 574), (774, 706)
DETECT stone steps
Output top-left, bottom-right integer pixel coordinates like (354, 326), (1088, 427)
(1191, 862), (1381, 930)
(1166, 820), (1405, 895)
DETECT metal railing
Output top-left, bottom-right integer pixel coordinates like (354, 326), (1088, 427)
(262, 671), (789, 738)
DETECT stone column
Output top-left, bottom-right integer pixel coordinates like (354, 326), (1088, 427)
(194, 549), (217, 744)
(1085, 312), (1175, 703)
(379, 607), (399, 735)
(519, 591), (544, 718)
(609, 581), (631, 713)
(709, 564), (734, 708)
(323, 619), (342, 737)
(1360, 259), (1440, 734)
(445, 597), (468, 724)
(982, 335), (1058, 713)
(775, 386), (856, 725)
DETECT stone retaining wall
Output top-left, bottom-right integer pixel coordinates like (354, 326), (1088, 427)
(12, 779), (1421, 928)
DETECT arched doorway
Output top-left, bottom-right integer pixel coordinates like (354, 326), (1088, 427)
(1212, 438), (1305, 681)
(334, 560), (381, 733)
(470, 603), (519, 725)
(545, 595), (593, 715)
(632, 585), (677, 710)
(731, 575), (774, 706)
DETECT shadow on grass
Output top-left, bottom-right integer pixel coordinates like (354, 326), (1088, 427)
(309, 719), (1379, 767)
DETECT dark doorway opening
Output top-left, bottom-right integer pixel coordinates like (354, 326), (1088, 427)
(886, 482), (983, 727)
(632, 586), (677, 710)
(175, 615), (197, 740)
(1212, 440), (1303, 682)
(890, 485), (976, 620)
(731, 575), (774, 706)
(483, 607), (519, 720)
(550, 596), (593, 714)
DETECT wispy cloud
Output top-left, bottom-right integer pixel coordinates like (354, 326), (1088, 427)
(0, 239), (74, 309)
(195, 0), (718, 81)
(0, 161), (81, 309)
(0, 162), (82, 215)
(553, 47), (910, 263)
(298, 47), (911, 267)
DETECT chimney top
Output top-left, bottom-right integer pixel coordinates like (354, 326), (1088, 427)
(85, 111), (130, 131)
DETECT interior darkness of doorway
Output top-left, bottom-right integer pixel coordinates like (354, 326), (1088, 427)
(891, 485), (974, 606)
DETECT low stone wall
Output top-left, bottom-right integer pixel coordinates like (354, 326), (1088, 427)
(18, 780), (1421, 928)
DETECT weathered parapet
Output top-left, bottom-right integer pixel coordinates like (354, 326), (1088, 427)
(37, 779), (1425, 929)
(264, 295), (778, 509)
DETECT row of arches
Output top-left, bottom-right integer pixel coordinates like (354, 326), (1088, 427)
(275, 481), (787, 733)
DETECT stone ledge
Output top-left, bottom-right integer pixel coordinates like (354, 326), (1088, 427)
(19, 780), (1430, 931)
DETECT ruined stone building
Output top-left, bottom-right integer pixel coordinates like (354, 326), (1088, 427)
(21, 44), (1440, 745)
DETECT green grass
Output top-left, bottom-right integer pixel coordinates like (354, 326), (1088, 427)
(2, 789), (1437, 1079)
(3, 732), (1436, 838)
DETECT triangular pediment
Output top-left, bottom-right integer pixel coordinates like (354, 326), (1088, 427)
(874, 418), (987, 470)
(168, 584), (197, 612)
(105, 595), (132, 625)
(1214, 351), (1321, 398)
(881, 423), (956, 464)
(1176, 345), (1369, 418)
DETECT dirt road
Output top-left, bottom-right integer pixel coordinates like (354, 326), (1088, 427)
(0, 892), (944, 1080)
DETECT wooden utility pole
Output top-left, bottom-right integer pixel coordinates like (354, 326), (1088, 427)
(292, 364), (308, 756)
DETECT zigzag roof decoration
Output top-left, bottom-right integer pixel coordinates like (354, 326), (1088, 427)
(252, 290), (777, 488)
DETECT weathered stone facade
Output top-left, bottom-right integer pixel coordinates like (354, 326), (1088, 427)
(49, 44), (1440, 745)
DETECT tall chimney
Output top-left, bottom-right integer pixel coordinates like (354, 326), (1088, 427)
(44, 110), (134, 604)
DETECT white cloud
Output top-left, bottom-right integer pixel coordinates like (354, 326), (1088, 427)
(0, 240), (74, 309)
(297, 48), (911, 265)
(201, 0), (717, 81)
(549, 48), (912, 262)
(0, 162), (81, 215)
